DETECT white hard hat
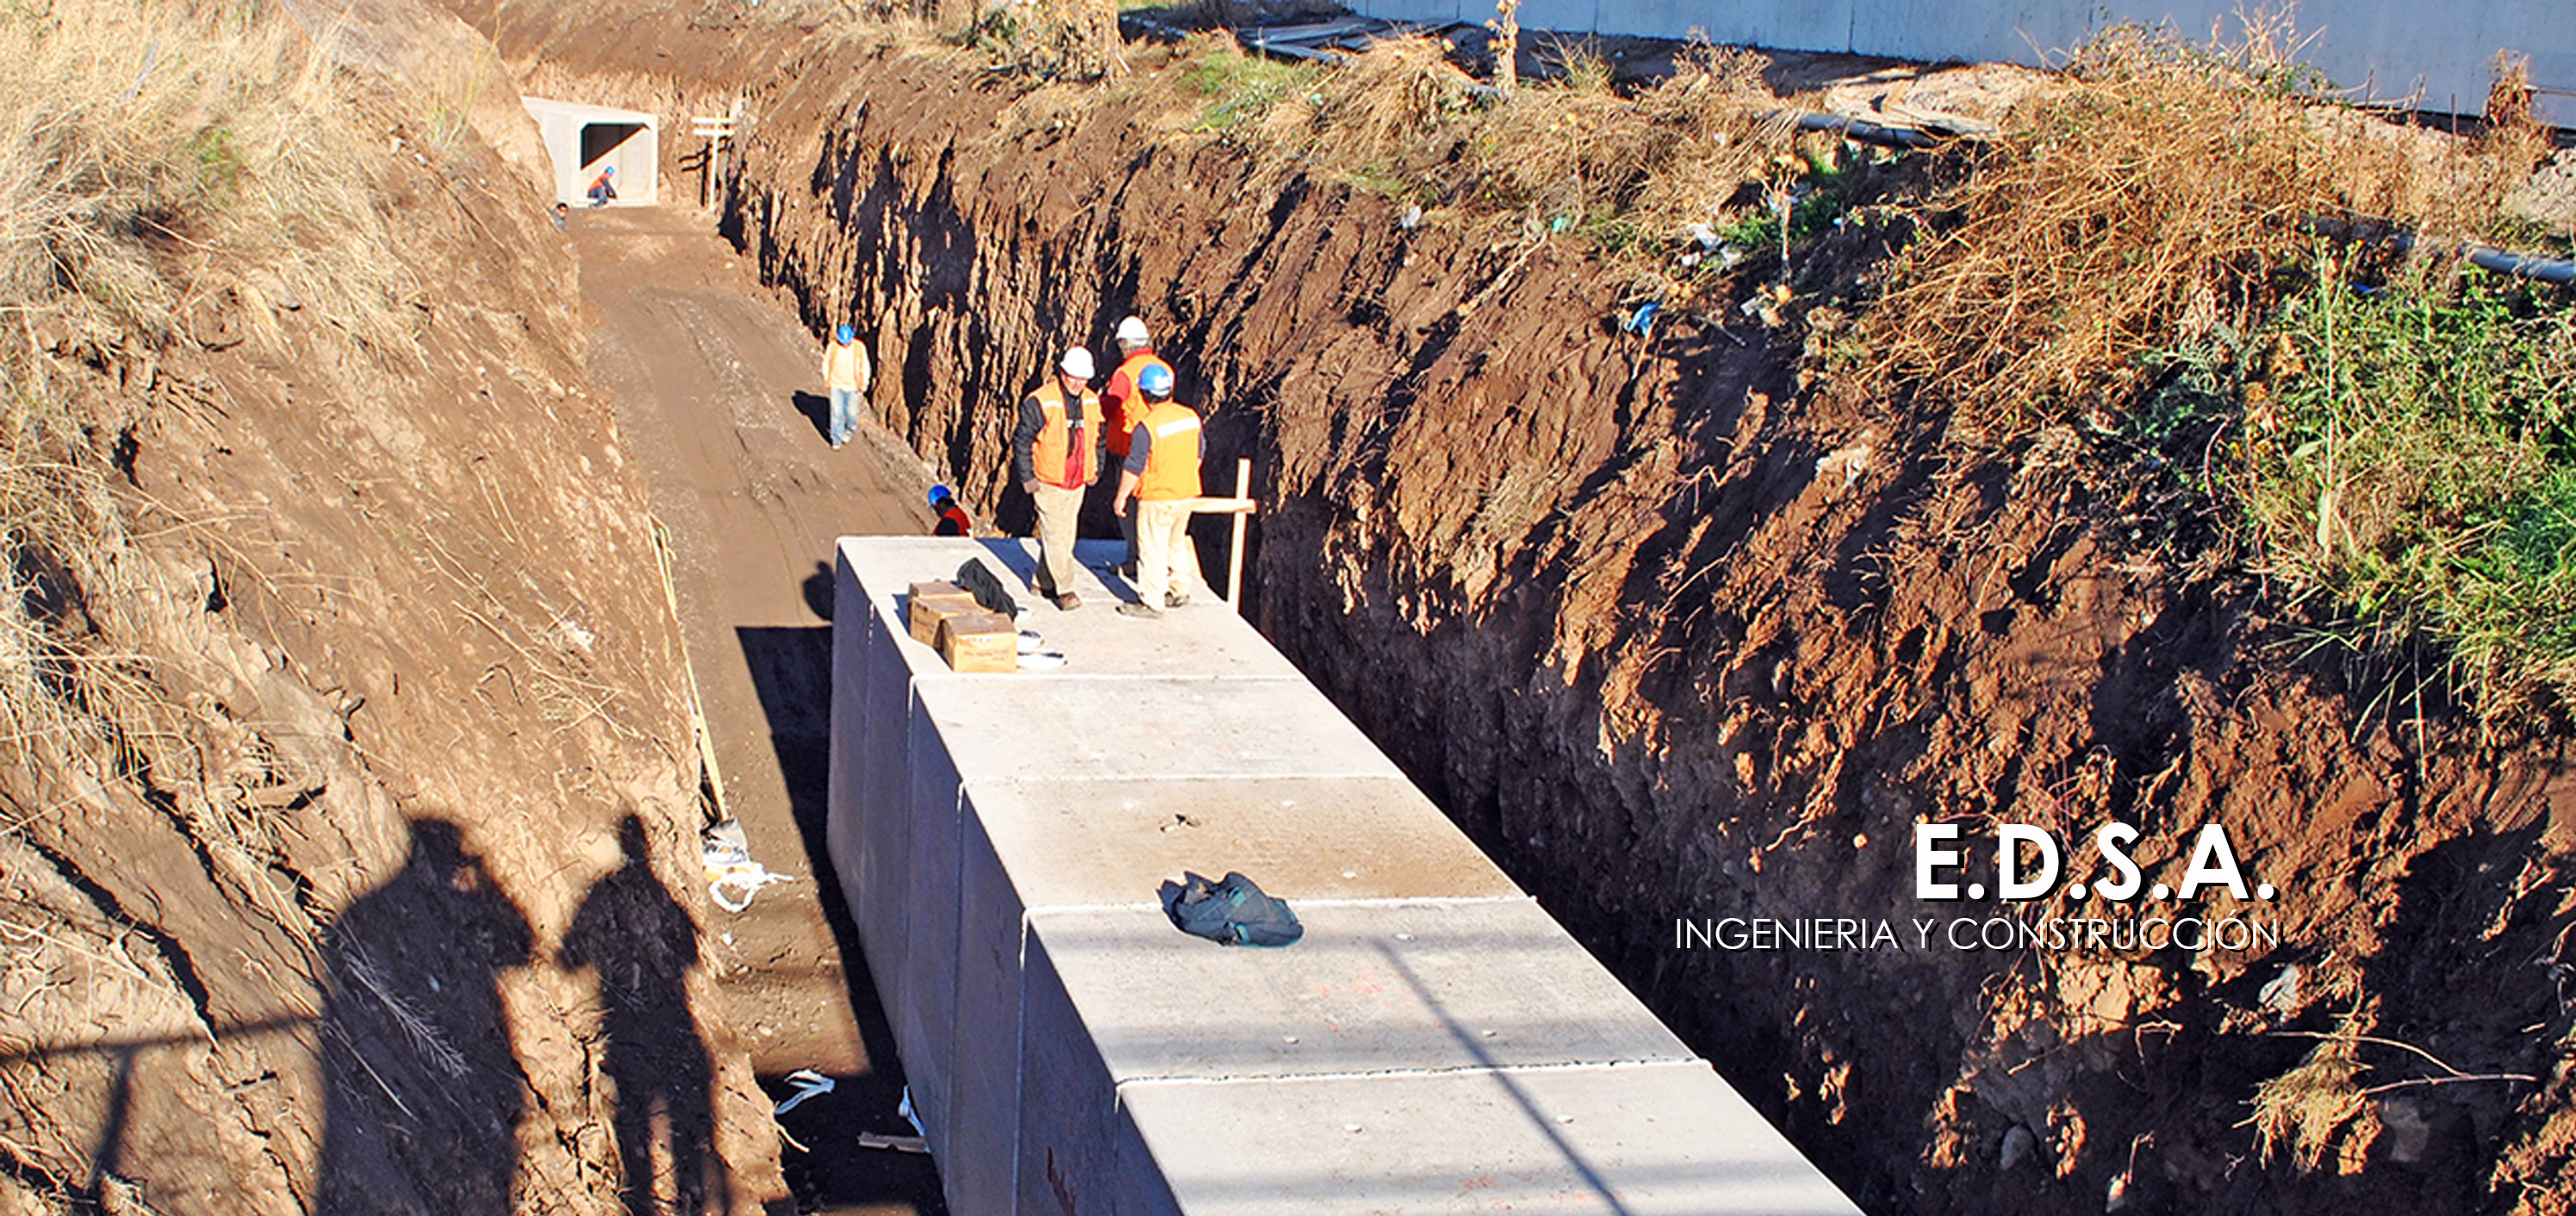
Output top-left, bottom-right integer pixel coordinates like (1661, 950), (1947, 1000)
(1059, 346), (1096, 380)
(1114, 315), (1151, 346)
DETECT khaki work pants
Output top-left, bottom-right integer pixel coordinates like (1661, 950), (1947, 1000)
(1136, 499), (1203, 606)
(1032, 481), (1086, 599)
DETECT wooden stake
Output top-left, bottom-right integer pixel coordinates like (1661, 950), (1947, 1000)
(1227, 457), (1251, 611)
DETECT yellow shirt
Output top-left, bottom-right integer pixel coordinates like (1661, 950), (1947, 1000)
(823, 340), (871, 392)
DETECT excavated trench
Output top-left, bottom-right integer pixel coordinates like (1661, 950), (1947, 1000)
(12, 1), (2561, 1212)
(439, 6), (2576, 1213)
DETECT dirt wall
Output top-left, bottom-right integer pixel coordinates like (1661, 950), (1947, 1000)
(0, 5), (787, 1213)
(451, 6), (2576, 1212)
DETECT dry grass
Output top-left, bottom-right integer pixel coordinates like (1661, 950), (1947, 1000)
(1862, 17), (2542, 422)
(0, 0), (422, 772)
(0, 0), (415, 357)
(959, 0), (1125, 81)
(2248, 1023), (2373, 1172)
(0, 363), (159, 766)
(1209, 34), (1786, 251)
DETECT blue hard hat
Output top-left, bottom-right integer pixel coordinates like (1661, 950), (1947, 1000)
(835, 324), (854, 344)
(1138, 363), (1174, 399)
(601, 165), (615, 177)
(929, 483), (953, 505)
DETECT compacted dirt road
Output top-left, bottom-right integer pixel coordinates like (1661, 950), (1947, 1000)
(571, 204), (947, 1213)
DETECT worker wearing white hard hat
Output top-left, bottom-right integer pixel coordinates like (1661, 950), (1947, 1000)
(1099, 315), (1173, 576)
(1011, 345), (1104, 609)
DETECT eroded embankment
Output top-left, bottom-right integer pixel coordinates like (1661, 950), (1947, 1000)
(457, 7), (2576, 1212)
(0, 2), (786, 1212)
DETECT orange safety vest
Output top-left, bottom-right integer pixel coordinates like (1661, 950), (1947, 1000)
(1029, 380), (1103, 488)
(1102, 351), (1172, 460)
(1136, 400), (1203, 502)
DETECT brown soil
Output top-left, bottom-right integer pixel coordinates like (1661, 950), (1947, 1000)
(451, 7), (2576, 1212)
(0, 4), (801, 1213)
(569, 204), (949, 1213)
(9, 0), (2573, 1213)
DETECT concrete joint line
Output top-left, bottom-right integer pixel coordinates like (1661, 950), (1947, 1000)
(1256, 895), (1539, 911)
(1108, 1056), (1695, 1090)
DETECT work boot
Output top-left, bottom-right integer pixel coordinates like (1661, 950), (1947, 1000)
(1054, 592), (1081, 611)
(1165, 592), (1191, 609)
(1117, 602), (1161, 620)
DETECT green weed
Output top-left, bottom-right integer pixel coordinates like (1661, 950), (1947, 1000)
(2237, 259), (2576, 717)
(1184, 40), (1309, 133)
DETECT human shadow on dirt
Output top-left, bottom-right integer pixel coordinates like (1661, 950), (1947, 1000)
(317, 816), (532, 1215)
(802, 560), (835, 622)
(562, 815), (731, 1216)
(789, 391), (832, 444)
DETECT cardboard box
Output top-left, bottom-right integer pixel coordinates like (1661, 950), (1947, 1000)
(909, 581), (980, 645)
(939, 611), (1017, 673)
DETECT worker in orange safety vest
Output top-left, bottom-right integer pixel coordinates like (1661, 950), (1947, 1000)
(1012, 346), (1103, 609)
(1110, 363), (1204, 619)
(1099, 314), (1173, 577)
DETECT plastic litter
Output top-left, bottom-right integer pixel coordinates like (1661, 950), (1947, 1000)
(773, 1069), (835, 1116)
(1620, 301), (1660, 338)
(899, 1086), (927, 1139)
(710, 864), (793, 912)
(703, 820), (796, 912)
(1018, 650), (1067, 671)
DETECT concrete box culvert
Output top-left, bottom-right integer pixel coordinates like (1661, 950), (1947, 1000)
(523, 97), (658, 207)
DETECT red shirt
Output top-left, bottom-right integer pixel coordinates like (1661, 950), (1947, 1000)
(1101, 350), (1172, 460)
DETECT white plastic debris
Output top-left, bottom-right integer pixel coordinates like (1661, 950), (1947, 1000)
(710, 864), (793, 912)
(704, 821), (794, 911)
(899, 1085), (926, 1139)
(2257, 965), (2302, 1014)
(701, 819), (750, 870)
(773, 1069), (835, 1116)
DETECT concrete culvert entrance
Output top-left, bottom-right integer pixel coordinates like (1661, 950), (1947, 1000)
(524, 97), (658, 206)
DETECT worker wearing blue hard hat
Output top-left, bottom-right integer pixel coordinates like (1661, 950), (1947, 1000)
(1111, 361), (1205, 619)
(586, 164), (617, 208)
(929, 484), (972, 537)
(820, 322), (871, 450)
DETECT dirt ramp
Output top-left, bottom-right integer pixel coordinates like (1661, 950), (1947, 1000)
(0, 6), (786, 1213)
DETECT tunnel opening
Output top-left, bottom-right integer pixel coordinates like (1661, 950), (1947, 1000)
(523, 97), (659, 206)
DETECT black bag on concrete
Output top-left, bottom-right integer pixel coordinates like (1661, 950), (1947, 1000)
(955, 559), (1020, 617)
(1160, 871), (1303, 947)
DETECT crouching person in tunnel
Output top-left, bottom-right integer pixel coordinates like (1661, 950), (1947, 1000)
(1111, 363), (1204, 620)
(1014, 346), (1103, 610)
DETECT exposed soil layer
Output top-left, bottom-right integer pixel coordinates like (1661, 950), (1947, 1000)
(569, 204), (949, 1213)
(0, 5), (792, 1213)
(464, 4), (2576, 1213)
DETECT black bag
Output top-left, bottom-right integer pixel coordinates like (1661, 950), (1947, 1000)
(1159, 871), (1303, 947)
(955, 559), (1020, 617)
